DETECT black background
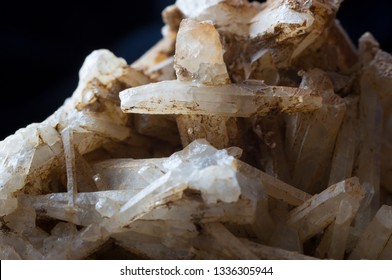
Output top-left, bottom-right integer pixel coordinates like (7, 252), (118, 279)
(1, 0), (391, 140)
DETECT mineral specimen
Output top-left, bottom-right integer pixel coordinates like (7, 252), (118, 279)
(1, 0), (392, 260)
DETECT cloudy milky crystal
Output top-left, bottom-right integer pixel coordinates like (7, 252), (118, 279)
(1, 0), (392, 259)
(120, 81), (322, 117)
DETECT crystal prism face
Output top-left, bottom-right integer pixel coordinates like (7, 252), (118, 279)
(1, 0), (392, 260)
(174, 19), (230, 85)
(120, 80), (322, 117)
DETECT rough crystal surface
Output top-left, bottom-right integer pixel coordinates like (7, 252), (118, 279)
(120, 81), (322, 117)
(1, 0), (392, 260)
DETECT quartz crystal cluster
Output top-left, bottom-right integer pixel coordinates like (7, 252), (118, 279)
(1, 0), (392, 260)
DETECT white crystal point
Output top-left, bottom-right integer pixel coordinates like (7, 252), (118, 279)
(78, 49), (127, 87)
(189, 165), (240, 203)
(168, 140), (241, 203)
(174, 19), (230, 85)
(72, 49), (129, 109)
(161, 138), (220, 170)
(101, 139), (243, 232)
